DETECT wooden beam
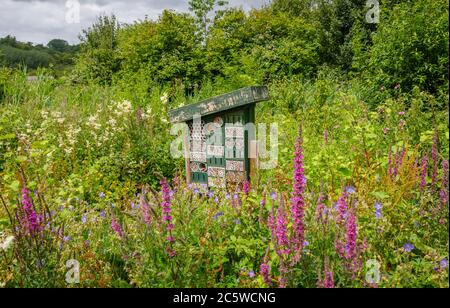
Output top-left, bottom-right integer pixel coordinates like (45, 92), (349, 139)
(183, 132), (192, 185)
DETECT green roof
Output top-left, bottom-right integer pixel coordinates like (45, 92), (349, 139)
(169, 86), (269, 123)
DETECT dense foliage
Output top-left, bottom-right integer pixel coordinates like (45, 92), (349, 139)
(0, 36), (78, 73)
(0, 0), (448, 288)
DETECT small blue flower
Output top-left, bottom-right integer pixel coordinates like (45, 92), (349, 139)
(260, 199), (266, 206)
(193, 188), (200, 195)
(100, 211), (106, 218)
(234, 219), (241, 225)
(375, 202), (382, 219)
(225, 193), (231, 200)
(440, 259), (448, 269)
(345, 186), (356, 195)
(248, 270), (255, 278)
(213, 212), (224, 220)
(215, 197), (220, 204)
(375, 202), (382, 211)
(81, 215), (87, 224)
(63, 236), (71, 242)
(403, 243), (414, 253)
(207, 191), (214, 198)
(304, 240), (310, 247)
(270, 192), (277, 200)
(99, 192), (106, 199)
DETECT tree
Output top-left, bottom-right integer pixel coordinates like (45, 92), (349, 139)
(366, 0), (449, 94)
(0, 50), (4, 66)
(47, 39), (70, 52)
(74, 15), (120, 84)
(188, 0), (228, 44)
(116, 10), (204, 89)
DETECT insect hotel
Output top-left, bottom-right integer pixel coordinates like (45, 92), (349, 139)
(169, 86), (269, 189)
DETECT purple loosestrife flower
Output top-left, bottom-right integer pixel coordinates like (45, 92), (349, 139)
(403, 243), (414, 253)
(388, 147), (393, 178)
(394, 148), (406, 176)
(140, 194), (152, 225)
(161, 178), (176, 256)
(111, 216), (125, 239)
(335, 240), (346, 258)
(345, 213), (357, 261)
(278, 261), (288, 288)
(316, 193), (326, 222)
(324, 270), (334, 288)
(291, 128), (306, 258)
(20, 187), (40, 236)
(243, 181), (250, 195)
(420, 154), (428, 192)
(432, 131), (439, 187)
(336, 192), (348, 225)
(440, 160), (449, 206)
(161, 179), (173, 223)
(260, 261), (271, 286)
(276, 205), (290, 255)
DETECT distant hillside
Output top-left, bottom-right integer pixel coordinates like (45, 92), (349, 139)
(0, 36), (79, 73)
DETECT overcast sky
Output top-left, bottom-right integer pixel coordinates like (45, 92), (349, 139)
(0, 0), (268, 45)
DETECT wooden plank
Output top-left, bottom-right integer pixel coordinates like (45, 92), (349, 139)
(184, 132), (192, 185)
(169, 86), (269, 123)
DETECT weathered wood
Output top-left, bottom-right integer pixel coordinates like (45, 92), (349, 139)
(184, 132), (192, 185)
(169, 86), (269, 123)
(249, 140), (259, 184)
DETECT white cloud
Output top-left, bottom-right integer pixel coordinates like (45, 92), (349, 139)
(0, 0), (268, 45)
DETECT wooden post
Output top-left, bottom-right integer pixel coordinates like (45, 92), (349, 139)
(249, 140), (259, 184)
(184, 132), (192, 185)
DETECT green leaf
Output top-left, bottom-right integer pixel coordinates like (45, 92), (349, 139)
(9, 180), (20, 192)
(337, 167), (352, 177)
(16, 155), (28, 163)
(371, 191), (389, 200)
(0, 133), (15, 140)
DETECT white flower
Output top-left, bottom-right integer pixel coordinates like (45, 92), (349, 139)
(160, 93), (169, 104)
(115, 100), (133, 116)
(87, 115), (101, 130)
(108, 118), (117, 127)
(0, 236), (14, 251)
